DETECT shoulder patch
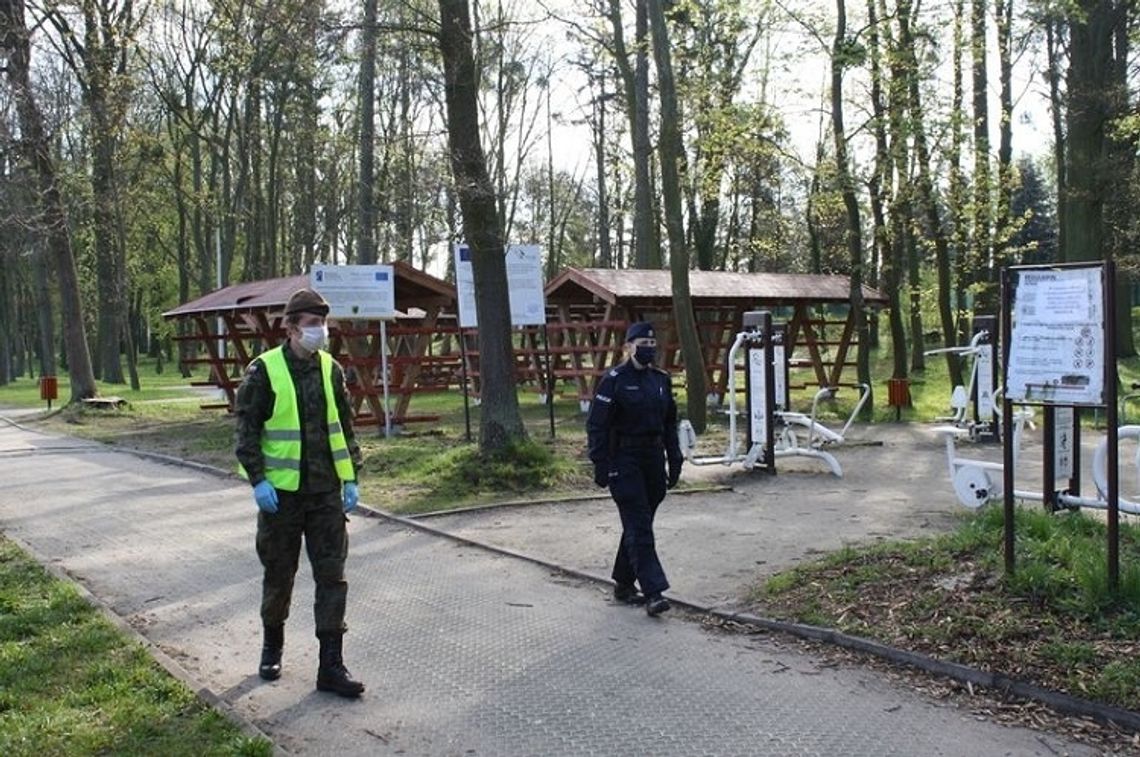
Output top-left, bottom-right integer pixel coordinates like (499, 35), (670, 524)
(244, 361), (261, 377)
(608, 369), (620, 377)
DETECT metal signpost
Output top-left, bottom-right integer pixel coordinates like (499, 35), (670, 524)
(1001, 261), (1118, 587)
(311, 264), (397, 438)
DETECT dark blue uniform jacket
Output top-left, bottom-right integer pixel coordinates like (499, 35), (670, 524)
(586, 361), (682, 471)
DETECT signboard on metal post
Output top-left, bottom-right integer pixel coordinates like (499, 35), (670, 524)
(453, 243), (553, 436)
(1001, 261), (1118, 589)
(1006, 266), (1104, 406)
(310, 264), (397, 438)
(453, 244), (546, 328)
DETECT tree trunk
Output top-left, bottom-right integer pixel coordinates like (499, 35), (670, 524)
(592, 75), (613, 268)
(993, 0), (1014, 287)
(438, 0), (526, 452)
(867, 0), (902, 373)
(970, 0), (992, 307)
(648, 0), (707, 432)
(606, 0), (658, 268)
(1, 0), (97, 402)
(899, 0), (960, 385)
(0, 253), (10, 385)
(949, 0), (970, 341)
(31, 240), (56, 377)
(831, 0), (871, 411)
(1046, 21), (1066, 260)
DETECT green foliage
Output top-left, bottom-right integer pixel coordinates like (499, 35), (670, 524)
(0, 537), (270, 756)
(833, 38), (867, 68)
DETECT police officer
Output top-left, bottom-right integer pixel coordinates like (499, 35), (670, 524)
(587, 321), (683, 617)
(235, 288), (366, 697)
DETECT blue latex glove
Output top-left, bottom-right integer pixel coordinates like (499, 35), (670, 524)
(252, 480), (278, 513)
(343, 482), (359, 513)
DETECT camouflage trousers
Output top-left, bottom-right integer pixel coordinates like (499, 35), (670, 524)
(256, 488), (348, 635)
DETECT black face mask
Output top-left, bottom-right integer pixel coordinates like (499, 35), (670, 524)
(634, 345), (656, 366)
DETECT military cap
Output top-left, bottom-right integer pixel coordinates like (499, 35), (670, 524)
(284, 288), (330, 317)
(625, 321), (654, 342)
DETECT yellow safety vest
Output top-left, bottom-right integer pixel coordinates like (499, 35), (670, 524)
(240, 345), (354, 491)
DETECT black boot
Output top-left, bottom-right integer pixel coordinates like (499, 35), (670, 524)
(317, 633), (365, 698)
(259, 624), (284, 681)
(645, 594), (671, 617)
(613, 583), (647, 605)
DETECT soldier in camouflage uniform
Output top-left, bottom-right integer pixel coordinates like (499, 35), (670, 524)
(235, 287), (366, 697)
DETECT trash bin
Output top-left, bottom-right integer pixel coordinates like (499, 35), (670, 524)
(887, 377), (910, 420)
(39, 375), (58, 409)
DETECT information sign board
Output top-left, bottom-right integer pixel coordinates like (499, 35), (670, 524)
(453, 244), (546, 328)
(1006, 266), (1104, 405)
(310, 264), (396, 319)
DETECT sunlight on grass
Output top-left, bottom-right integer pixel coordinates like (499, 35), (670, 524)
(0, 537), (270, 756)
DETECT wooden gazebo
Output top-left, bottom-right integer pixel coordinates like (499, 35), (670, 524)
(162, 262), (456, 425)
(543, 268), (889, 404)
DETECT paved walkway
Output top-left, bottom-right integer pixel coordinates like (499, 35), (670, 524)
(0, 418), (1099, 755)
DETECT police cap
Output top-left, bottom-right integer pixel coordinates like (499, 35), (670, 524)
(284, 288), (330, 317)
(625, 321), (654, 342)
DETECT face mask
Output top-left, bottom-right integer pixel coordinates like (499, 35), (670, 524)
(298, 324), (328, 352)
(634, 345), (656, 366)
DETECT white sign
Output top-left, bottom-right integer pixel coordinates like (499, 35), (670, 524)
(1054, 407), (1074, 480)
(976, 340), (995, 418)
(1006, 267), (1104, 405)
(453, 243), (547, 328)
(773, 340), (787, 412)
(310, 264), (396, 319)
(748, 346), (768, 444)
(505, 245), (547, 325)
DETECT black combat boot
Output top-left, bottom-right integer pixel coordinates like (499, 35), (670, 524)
(316, 632), (365, 698)
(645, 594), (671, 617)
(613, 583), (647, 605)
(259, 624), (284, 681)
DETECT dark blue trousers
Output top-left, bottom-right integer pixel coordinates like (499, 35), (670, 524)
(608, 449), (669, 596)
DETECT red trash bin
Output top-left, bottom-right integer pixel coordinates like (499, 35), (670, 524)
(39, 375), (58, 408)
(886, 377), (910, 420)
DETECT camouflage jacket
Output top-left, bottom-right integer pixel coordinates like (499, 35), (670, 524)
(234, 342), (363, 493)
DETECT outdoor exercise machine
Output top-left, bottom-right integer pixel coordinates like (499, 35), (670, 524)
(925, 315), (1000, 442)
(938, 396), (1140, 514)
(678, 310), (870, 477)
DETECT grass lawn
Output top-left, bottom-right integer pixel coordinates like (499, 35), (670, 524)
(0, 535), (270, 756)
(0, 359), (211, 408)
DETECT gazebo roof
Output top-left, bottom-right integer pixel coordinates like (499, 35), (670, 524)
(163, 262), (455, 319)
(544, 268), (888, 307)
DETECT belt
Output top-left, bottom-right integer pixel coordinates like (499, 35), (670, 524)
(617, 435), (663, 449)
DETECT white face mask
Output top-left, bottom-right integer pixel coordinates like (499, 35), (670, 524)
(297, 324), (328, 352)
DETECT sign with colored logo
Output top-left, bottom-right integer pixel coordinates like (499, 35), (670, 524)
(453, 244), (546, 328)
(310, 264), (396, 319)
